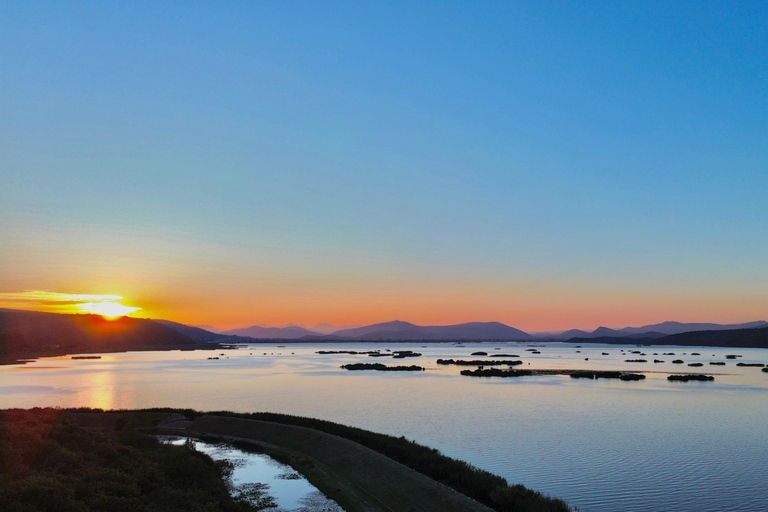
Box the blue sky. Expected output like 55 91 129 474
1 1 767 329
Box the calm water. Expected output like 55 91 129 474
160 436 342 512
2 341 767 512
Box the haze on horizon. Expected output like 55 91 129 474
1 2 767 332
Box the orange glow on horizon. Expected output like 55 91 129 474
75 301 142 319
0 290 142 320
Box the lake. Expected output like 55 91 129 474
2 341 767 512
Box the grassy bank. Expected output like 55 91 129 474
0 408 258 512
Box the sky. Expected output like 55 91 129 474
1 1 767 331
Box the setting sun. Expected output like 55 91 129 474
76 301 141 319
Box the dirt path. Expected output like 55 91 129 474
183 415 493 512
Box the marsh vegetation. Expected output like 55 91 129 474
437 359 524 366
667 374 715 382
340 363 424 371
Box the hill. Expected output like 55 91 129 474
222 324 321 339
660 326 768 348
155 319 243 343
0 309 214 364
566 326 768 349
324 320 532 341
550 320 768 340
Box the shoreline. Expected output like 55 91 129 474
7 407 571 512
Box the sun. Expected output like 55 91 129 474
77 301 141 319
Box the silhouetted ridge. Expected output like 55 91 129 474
0 309 212 364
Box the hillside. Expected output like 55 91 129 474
0 309 213 364
155 319 243 343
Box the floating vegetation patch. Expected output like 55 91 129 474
316 350 382 355
460 368 534 377
233 482 278 509
571 370 645 381
392 351 422 359
459 368 645 381
667 374 715 382
341 363 424 371
436 359 523 366
276 470 302 480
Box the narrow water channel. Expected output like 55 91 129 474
158 436 344 512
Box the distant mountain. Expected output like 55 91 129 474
620 320 768 336
0 309 212 364
194 324 227 334
309 323 359 335
658 326 768 348
591 326 624 337
549 320 768 340
329 320 418 338
567 326 768 349
623 331 667 339
553 329 590 339
325 320 532 341
155 319 241 342
222 324 322 339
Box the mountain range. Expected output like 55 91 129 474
550 320 768 340
222 324 321 339
3 308 768 365
308 320 532 341
208 319 768 341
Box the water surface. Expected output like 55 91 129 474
2 341 767 511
